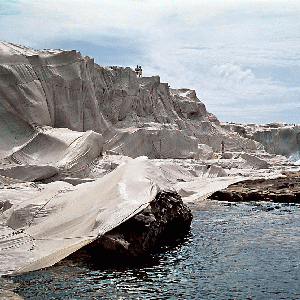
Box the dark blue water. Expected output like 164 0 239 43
7 200 300 299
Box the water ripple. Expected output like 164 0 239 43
7 200 300 299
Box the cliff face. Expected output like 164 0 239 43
221 122 300 158
1 41 298 277
0 42 109 133
0 41 262 163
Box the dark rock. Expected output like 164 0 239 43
84 192 192 266
209 171 300 203
0 200 13 212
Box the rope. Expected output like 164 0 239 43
26 187 71 229
0 186 71 251
0 234 32 251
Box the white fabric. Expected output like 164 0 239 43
0 157 171 275
0 155 245 276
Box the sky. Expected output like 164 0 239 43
1 0 300 124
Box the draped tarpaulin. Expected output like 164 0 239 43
0 41 246 277
0 157 175 275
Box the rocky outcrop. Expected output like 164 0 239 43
0 40 262 165
208 171 300 203
221 122 300 158
85 192 192 265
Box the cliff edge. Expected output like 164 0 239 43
0 41 262 165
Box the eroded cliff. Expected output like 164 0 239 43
221 122 300 159
0 41 262 166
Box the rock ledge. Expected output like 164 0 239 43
209 171 300 203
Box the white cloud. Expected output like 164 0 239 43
1 0 300 124
211 64 255 84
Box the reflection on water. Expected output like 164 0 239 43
7 201 300 299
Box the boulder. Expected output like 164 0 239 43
85 192 192 265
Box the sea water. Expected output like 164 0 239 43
6 200 300 299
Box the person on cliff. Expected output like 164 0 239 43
135 65 142 78
221 140 225 154
135 65 139 77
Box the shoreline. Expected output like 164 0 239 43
208 171 300 203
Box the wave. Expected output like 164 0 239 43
288 151 300 165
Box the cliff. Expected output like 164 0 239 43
1 41 297 276
221 122 300 159
0 41 262 168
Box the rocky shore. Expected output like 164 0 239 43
209 171 300 203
